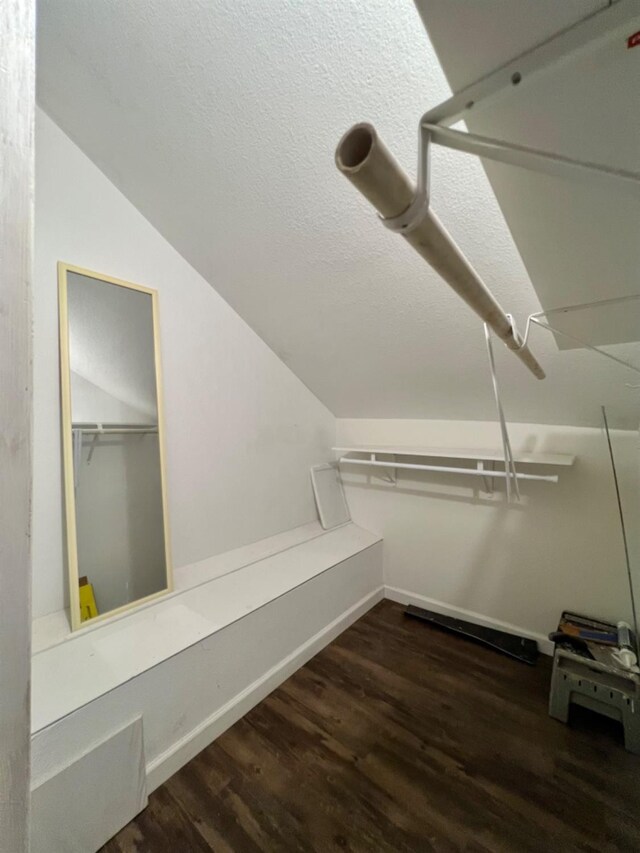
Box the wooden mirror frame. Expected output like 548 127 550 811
58 262 173 630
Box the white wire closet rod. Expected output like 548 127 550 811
71 423 159 488
338 456 558 484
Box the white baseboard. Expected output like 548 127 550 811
384 585 554 656
146 585 384 792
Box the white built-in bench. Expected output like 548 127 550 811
30 521 382 853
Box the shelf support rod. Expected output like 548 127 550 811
514 297 640 376
371 452 396 484
423 123 640 195
484 324 520 502
477 460 493 495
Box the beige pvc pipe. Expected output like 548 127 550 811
335 123 545 380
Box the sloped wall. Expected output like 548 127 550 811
33 108 335 619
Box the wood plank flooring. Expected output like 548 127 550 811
102 601 640 852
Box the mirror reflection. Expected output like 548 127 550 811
60 265 171 629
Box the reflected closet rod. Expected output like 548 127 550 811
71 424 158 489
72 423 158 435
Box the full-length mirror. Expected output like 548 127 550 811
59 263 172 629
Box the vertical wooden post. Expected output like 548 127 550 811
0 0 35 849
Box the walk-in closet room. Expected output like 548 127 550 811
2 1 640 850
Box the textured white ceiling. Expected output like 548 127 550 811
36 0 640 427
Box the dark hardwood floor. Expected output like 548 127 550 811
102 601 640 852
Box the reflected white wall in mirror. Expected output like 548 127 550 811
59 263 172 630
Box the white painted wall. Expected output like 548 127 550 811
33 107 335 620
337 419 639 647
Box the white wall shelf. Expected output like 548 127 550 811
333 445 575 487
334 445 575 466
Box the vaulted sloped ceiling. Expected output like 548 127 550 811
37 0 640 427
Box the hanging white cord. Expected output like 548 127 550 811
484 324 520 502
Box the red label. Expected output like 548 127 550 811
628 30 640 49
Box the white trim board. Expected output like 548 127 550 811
0 2 35 850
384 586 554 656
146 585 384 792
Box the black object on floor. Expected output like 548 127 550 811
404 604 539 665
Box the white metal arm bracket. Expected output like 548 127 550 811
517 296 640 377
422 123 640 197
380 123 432 234
484 324 520 503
